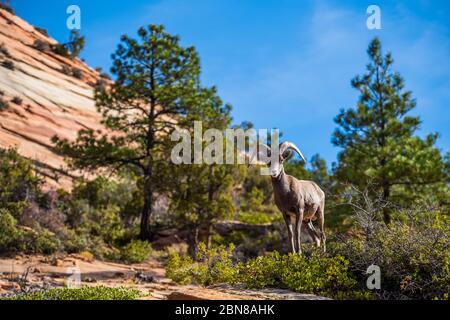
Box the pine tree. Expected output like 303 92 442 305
66 30 85 58
332 38 448 222
53 25 205 239
168 87 243 257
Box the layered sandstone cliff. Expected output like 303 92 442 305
0 8 107 189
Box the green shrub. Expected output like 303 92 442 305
278 253 362 298
331 209 450 299
236 251 282 288
4 286 141 300
238 211 277 224
119 240 151 264
166 243 237 286
166 243 370 299
0 208 22 252
52 44 69 57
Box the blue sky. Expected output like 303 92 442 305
12 0 450 167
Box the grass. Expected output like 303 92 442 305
3 286 142 300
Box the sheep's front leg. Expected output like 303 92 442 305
283 213 296 253
295 209 304 254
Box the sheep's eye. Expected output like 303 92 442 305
282 150 292 160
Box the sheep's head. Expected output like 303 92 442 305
248 141 306 177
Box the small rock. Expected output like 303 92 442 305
135 272 154 283
32 267 41 273
50 258 64 267
0 281 20 291
83 277 97 283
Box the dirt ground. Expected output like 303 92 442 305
0 254 328 300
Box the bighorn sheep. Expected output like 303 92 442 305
249 141 326 254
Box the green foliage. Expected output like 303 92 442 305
166 244 369 299
0 208 21 252
119 240 151 264
5 286 141 300
331 208 450 300
53 24 217 240
52 43 69 57
0 208 59 254
332 38 449 217
0 148 41 216
236 251 366 298
166 243 237 286
61 176 143 258
238 211 279 225
236 251 282 288
66 30 85 58
51 30 85 58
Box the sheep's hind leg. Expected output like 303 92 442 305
317 201 326 252
305 221 321 248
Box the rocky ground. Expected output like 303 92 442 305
0 254 328 300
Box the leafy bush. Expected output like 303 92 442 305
34 39 51 52
4 286 141 300
119 240 151 264
52 44 69 57
0 209 60 255
34 26 49 37
166 242 370 299
71 67 83 79
237 251 369 299
238 211 279 224
0 2 14 14
66 30 85 58
0 208 22 252
11 96 22 105
331 209 450 300
166 243 237 286
236 251 282 288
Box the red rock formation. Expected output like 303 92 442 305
0 8 108 190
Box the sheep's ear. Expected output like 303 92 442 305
282 149 292 160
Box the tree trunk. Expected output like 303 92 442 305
187 225 199 259
382 185 391 224
140 177 153 240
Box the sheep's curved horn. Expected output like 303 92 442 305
280 141 306 163
247 143 270 167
